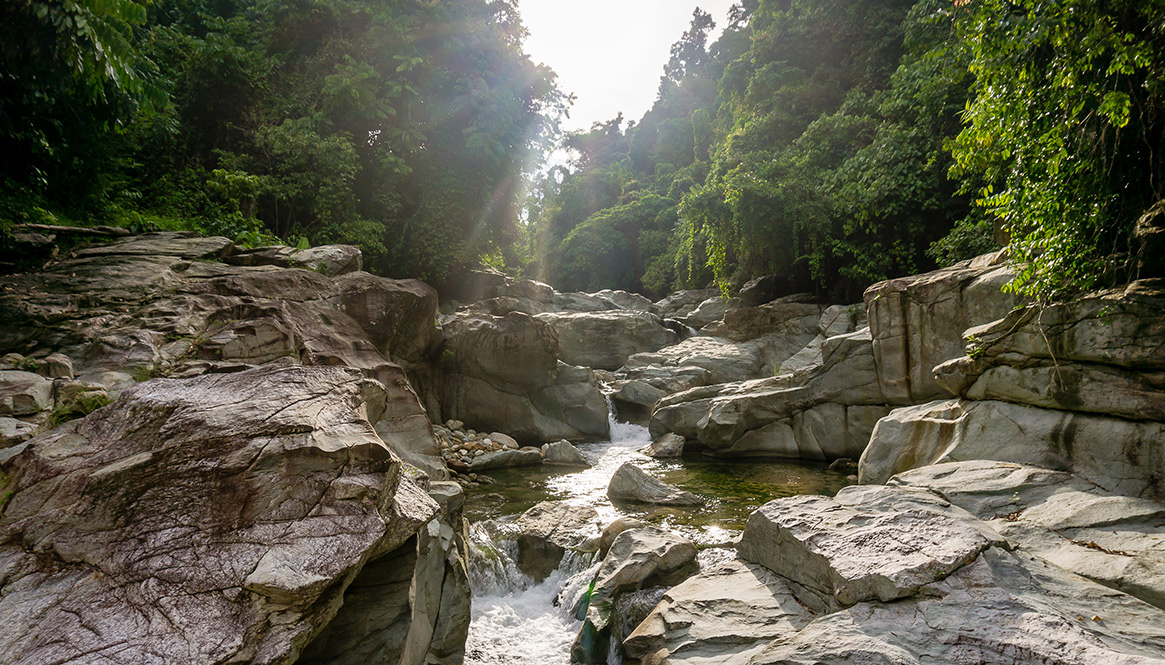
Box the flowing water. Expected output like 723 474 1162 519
462 413 851 665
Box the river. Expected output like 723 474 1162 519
461 415 851 665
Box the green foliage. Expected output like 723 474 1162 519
950 0 1165 300
47 391 113 428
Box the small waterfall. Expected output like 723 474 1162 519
605 395 651 446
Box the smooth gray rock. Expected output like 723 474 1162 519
860 399 1165 501
737 489 996 607
890 460 1165 610
654 289 719 320
607 463 701 506
0 371 52 417
535 310 679 371
864 249 1019 405
640 433 685 458
0 417 36 448
291 244 362 275
682 296 732 329
468 446 544 472
542 439 591 466
0 364 440 665
747 548 1165 665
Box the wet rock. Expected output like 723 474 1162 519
640 433 684 458
514 501 601 581
573 527 699 663
0 364 439 665
542 439 590 466
607 463 701 506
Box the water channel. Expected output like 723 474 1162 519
461 415 851 665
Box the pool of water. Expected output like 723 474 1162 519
461 419 853 665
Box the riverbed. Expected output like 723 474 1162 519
462 418 851 664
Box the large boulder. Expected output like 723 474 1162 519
438 313 609 444
654 289 719 320
623 558 813 665
0 370 53 417
860 399 1165 501
512 501 602 581
650 329 889 460
225 244 363 276
332 272 440 366
0 364 454 665
572 527 698 663
535 310 679 371
607 463 701 506
935 280 1165 421
889 461 1165 610
864 250 1020 405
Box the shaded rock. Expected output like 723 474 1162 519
468 447 544 472
623 557 814 665
439 313 609 444
573 527 699 663
513 501 601 581
864 249 1019 405
859 398 1165 500
607 463 701 506
737 274 779 307
737 487 997 608
640 433 684 458
73 231 233 260
38 352 74 379
0 364 440 665
542 439 591 466
332 272 439 365
535 310 679 371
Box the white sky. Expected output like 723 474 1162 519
520 0 740 132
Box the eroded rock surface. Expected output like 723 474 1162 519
0 364 439 665
607 463 701 506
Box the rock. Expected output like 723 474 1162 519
38 353 73 379
890 460 1165 610
681 296 732 329
1135 201 1165 277
747 548 1165 665
0 370 53 417
640 433 685 458
488 431 519 450
467 447 544 472
936 280 1165 421
737 274 779 307
715 301 824 343
599 517 649 557
535 310 679 371
859 398 1165 500
654 289 719 320
864 249 1020 405
0 417 36 448
542 439 591 466
513 501 601 581
0 364 447 665
439 313 609 443
650 329 888 460
592 289 654 312
572 527 699 663
827 457 857 473
332 272 439 365
607 463 701 506
737 487 998 608
72 231 234 260
623 558 813 665
291 244 362 275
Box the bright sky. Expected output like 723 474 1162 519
520 0 740 133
